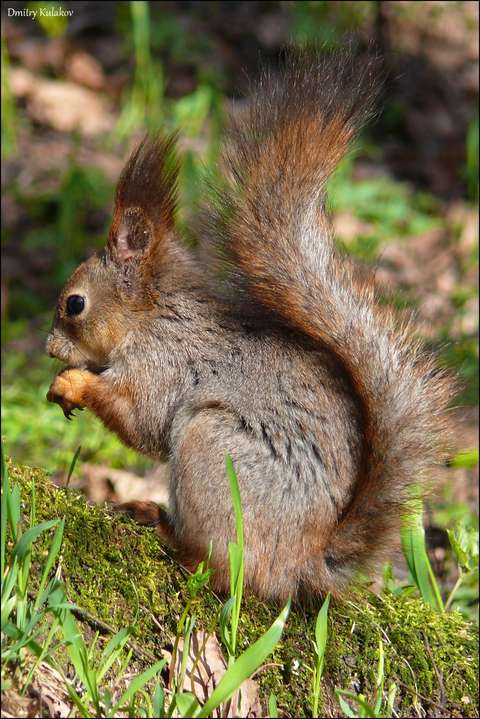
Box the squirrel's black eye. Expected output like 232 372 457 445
66 295 85 316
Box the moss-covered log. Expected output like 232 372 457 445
5 462 479 717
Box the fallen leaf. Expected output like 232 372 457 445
332 212 374 244
62 462 170 506
174 631 264 717
30 661 73 718
65 50 106 91
10 67 114 136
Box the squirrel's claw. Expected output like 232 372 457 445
47 376 86 420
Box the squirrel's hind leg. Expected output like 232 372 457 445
169 406 305 602
114 501 176 546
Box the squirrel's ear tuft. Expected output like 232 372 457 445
107 133 178 265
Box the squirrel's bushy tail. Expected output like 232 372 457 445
199 48 454 593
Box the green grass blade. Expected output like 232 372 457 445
386 682 397 716
30 479 36 527
152 681 165 718
97 626 133 683
218 596 234 654
100 626 132 661
7 483 21 544
51 591 96 703
66 445 82 487
111 659 166 715
374 640 384 715
16 513 58 631
225 454 244 555
224 453 245 658
47 601 80 612
336 690 376 718
1 555 18 604
426 558 444 611
175 692 201 718
1 36 17 159
466 112 479 202
268 692 278 718
12 520 61 562
2 629 44 663
198 598 291 718
1 621 23 640
110 646 134 700
312 593 330 715
1 567 17 605
1 590 18 628
314 593 330 665
228 542 243 597
23 615 61 692
178 615 196 692
1 442 7 483
86 630 100 664
1 444 8 582
401 507 444 611
336 691 358 718
450 448 479 469
63 677 92 718
34 519 65 611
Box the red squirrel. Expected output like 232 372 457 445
46 50 453 601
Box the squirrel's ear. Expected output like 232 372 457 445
107 133 178 265
114 207 154 263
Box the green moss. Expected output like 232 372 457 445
8 461 479 717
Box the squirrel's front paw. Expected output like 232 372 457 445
47 369 94 419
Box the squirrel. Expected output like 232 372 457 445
46 50 453 602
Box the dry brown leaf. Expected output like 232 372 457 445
30 661 73 718
10 67 114 136
8 37 67 74
447 202 480 257
332 211 374 244
64 462 170 506
9 66 36 98
174 631 264 717
65 50 106 91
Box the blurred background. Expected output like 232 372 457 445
1 1 478 617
